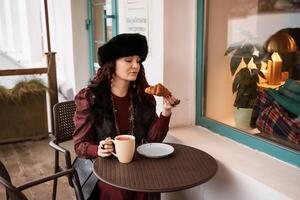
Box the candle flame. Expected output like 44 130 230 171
248 57 257 69
271 52 282 62
253 49 259 57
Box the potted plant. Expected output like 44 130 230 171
225 42 267 129
0 79 49 143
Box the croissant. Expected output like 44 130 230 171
145 83 172 97
145 83 180 106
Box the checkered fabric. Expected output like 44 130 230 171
251 92 300 144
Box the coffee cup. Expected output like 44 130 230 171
109 135 135 163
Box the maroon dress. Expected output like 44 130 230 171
73 88 171 200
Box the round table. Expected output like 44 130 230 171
93 143 217 194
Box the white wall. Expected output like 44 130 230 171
49 0 90 97
71 0 90 93
164 0 196 126
146 0 164 113
49 0 76 94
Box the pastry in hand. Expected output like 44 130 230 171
145 83 180 106
145 83 172 97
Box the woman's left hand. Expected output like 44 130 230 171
162 97 174 117
98 137 114 157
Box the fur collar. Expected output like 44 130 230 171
88 83 157 144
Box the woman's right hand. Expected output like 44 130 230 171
97 137 114 157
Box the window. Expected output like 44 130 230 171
196 0 300 166
0 0 48 88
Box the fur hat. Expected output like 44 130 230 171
97 33 148 66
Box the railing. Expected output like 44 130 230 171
0 67 48 76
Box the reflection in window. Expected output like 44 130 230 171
204 0 300 150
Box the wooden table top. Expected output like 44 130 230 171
93 143 217 193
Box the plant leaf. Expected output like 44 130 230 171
232 73 240 94
234 44 255 65
243 57 251 65
235 86 246 106
254 44 264 52
230 57 242 75
224 46 237 56
233 67 259 108
224 42 243 56
250 68 258 76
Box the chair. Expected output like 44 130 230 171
49 100 76 200
49 100 159 200
0 160 84 200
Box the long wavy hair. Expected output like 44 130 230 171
91 61 155 105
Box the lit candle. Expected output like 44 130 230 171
268 52 282 85
247 57 257 70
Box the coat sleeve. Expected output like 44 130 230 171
73 88 99 158
146 113 171 142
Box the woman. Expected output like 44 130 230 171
73 33 176 200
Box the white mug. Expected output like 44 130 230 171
109 135 135 163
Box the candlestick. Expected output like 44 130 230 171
268 52 282 85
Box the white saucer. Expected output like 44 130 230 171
137 143 174 158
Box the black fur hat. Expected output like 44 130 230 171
97 33 148 66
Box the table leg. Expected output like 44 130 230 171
148 192 161 200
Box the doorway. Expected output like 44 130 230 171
87 0 118 77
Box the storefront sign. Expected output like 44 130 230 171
124 0 148 37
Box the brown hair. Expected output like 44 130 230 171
91 61 155 105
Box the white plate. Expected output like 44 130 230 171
137 143 174 158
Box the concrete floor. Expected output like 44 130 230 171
0 136 77 200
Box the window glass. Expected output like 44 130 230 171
204 0 300 151
0 0 47 88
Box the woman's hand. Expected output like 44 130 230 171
97 137 114 157
162 97 174 117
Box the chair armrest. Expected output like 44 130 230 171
49 138 70 154
49 138 72 169
0 177 27 200
17 168 84 200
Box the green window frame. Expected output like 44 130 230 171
86 0 119 78
195 0 300 167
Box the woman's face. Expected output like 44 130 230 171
114 55 141 82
